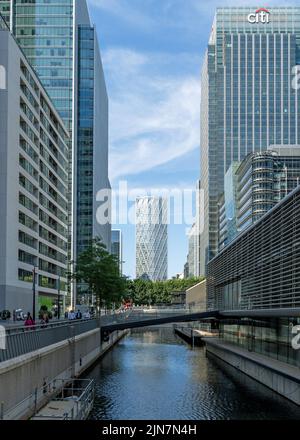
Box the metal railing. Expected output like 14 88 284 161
0 307 209 363
0 313 131 363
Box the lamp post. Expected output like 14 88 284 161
32 267 37 322
57 276 61 320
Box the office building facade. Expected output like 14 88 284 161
237 146 300 232
208 185 300 312
217 146 300 249
200 7 300 274
111 230 122 274
136 197 168 281
0 1 111 306
0 22 69 313
207 185 300 368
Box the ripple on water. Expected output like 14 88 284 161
85 330 300 420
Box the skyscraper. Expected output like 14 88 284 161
0 1 111 305
111 230 122 274
136 197 168 281
200 7 300 274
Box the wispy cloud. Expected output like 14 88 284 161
88 0 156 30
102 48 201 182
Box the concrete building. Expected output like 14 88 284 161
199 7 300 275
0 21 69 313
111 229 122 274
136 197 168 281
0 1 111 306
185 280 207 311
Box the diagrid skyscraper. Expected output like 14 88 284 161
136 197 168 281
0 1 111 305
199 7 300 275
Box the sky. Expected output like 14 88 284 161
87 0 298 279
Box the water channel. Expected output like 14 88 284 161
86 328 300 420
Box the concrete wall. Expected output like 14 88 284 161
205 338 300 405
0 328 127 420
186 280 207 310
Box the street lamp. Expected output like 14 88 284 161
32 266 38 322
57 275 61 320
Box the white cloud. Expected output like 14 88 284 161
103 48 201 182
88 0 155 30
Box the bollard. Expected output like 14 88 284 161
0 401 4 420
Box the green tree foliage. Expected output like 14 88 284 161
70 237 128 308
127 277 205 306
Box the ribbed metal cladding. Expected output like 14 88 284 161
207 186 300 311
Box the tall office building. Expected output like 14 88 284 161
187 223 197 277
111 230 122 274
236 146 300 232
0 1 111 306
200 7 300 274
0 20 69 313
136 197 168 281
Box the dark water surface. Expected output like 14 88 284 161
86 328 300 420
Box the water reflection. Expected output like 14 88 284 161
86 328 300 420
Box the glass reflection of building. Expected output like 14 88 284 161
218 162 239 251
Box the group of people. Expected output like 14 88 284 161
66 309 91 320
23 309 91 330
24 312 49 329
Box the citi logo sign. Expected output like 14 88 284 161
248 8 270 24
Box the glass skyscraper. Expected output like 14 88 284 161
136 197 168 281
111 230 122 274
0 0 111 306
200 7 300 274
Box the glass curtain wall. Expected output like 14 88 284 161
76 25 95 304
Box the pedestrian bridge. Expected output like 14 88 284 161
100 308 219 337
0 308 217 363
2 306 298 363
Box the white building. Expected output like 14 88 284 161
0 23 69 314
136 197 168 281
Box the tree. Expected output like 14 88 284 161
127 277 205 306
70 237 128 308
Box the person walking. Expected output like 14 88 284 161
25 313 35 330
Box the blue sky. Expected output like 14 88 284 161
87 0 298 278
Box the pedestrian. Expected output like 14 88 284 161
13 309 16 322
25 313 35 330
76 309 82 320
40 315 46 329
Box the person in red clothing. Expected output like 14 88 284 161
24 313 35 330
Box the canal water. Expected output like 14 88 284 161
86 328 300 420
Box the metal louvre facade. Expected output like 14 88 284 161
207 186 300 311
